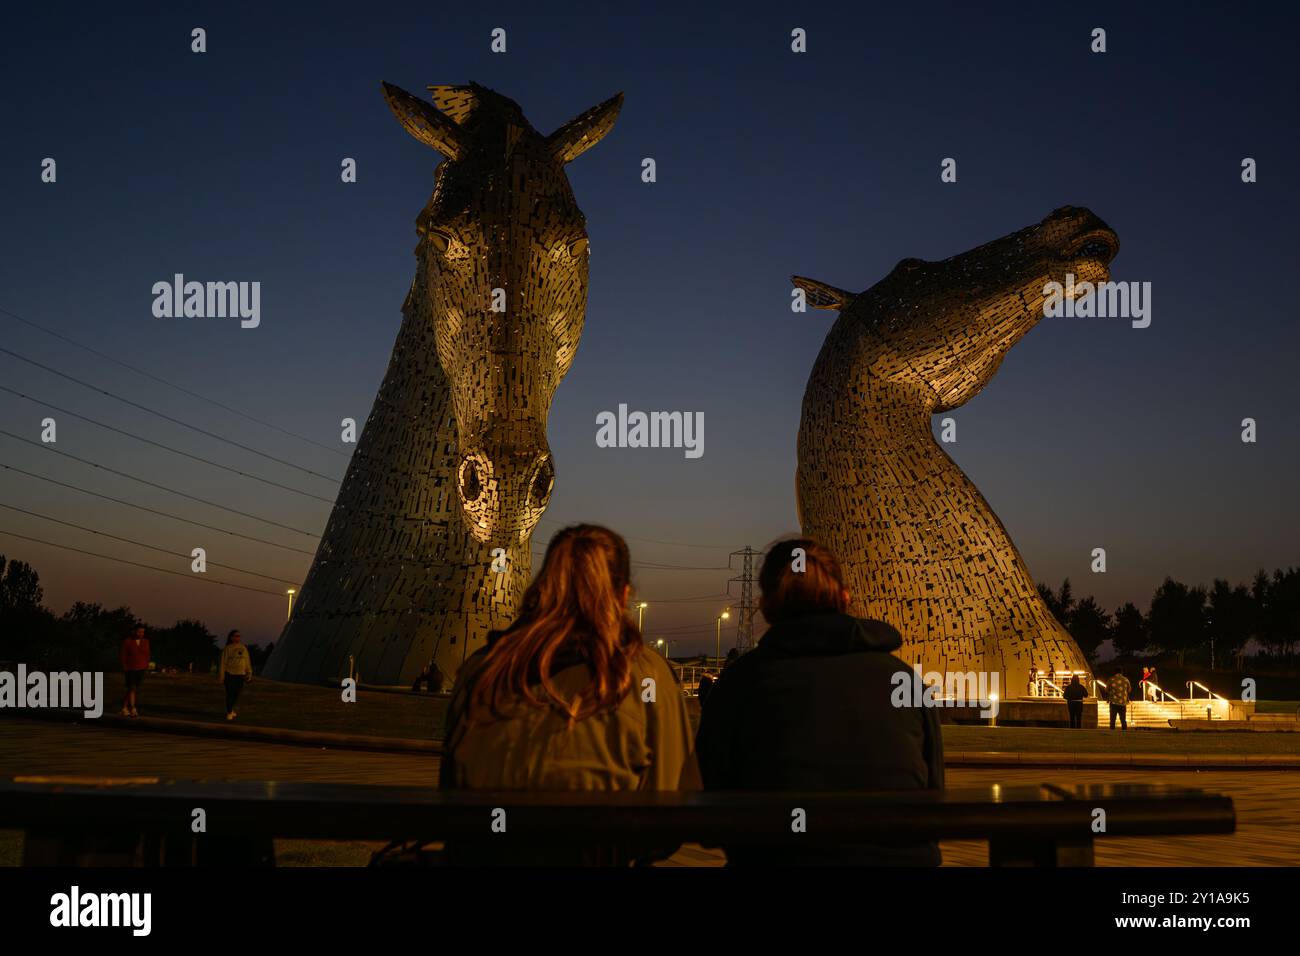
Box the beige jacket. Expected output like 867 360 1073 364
442 645 700 792
219 643 253 679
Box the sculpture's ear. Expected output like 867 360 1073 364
381 81 465 160
546 92 624 163
792 276 855 311
427 85 480 125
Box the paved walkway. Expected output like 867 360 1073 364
941 767 1300 866
3 719 1297 866
0 717 437 786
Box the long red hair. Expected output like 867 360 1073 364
466 524 642 724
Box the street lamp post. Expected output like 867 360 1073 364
716 608 731 671
286 588 296 621
637 602 648 632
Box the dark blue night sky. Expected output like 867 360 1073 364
2 3 1297 651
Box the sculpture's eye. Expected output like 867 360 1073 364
428 229 452 254
567 237 590 258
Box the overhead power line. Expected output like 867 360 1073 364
0 430 321 537
0 529 286 597
530 549 730 571
0 385 335 504
0 462 317 556
0 310 753 561
639 592 733 604
0 304 351 459
0 343 342 484
534 516 731 550
0 502 302 587
0 312 750 561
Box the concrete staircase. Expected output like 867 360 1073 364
1097 700 1227 728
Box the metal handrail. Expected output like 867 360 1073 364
1186 680 1226 702
1143 680 1179 703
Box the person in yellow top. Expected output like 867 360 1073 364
440 524 700 865
218 629 254 720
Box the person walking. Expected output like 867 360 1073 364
119 625 150 717
218 629 254 720
697 673 715 707
695 538 944 866
1108 666 1131 730
1063 674 1087 728
439 524 699 865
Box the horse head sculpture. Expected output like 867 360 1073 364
793 206 1119 695
382 81 622 544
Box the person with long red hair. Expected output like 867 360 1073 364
439 524 700 864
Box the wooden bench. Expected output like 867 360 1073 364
1 777 1234 866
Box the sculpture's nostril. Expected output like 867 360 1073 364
529 457 555 506
1075 237 1116 263
459 457 483 502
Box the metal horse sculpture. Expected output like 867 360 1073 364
264 82 622 685
793 206 1119 697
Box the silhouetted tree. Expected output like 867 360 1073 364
0 555 57 663
1148 578 1206 667
152 619 218 672
58 602 141 671
1207 579 1255 670
1111 602 1148 658
1037 578 1075 629
1067 596 1111 663
1258 568 1300 659
0 555 43 612
247 641 275 673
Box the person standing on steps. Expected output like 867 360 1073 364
1063 674 1087 729
1108 666 1131 730
218 629 254 720
119 624 150 717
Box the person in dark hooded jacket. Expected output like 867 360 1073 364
695 538 944 866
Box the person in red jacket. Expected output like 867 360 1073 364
119 625 150 717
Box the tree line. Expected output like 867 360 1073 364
4 551 1297 674
0 554 274 673
1038 567 1300 669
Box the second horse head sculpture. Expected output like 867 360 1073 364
793 206 1120 695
